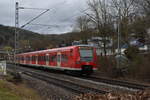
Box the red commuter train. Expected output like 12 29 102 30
16 45 98 75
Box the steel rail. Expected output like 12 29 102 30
83 76 150 90
22 70 109 94
7 64 150 91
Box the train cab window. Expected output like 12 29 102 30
79 47 94 62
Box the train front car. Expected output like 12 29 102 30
75 45 97 75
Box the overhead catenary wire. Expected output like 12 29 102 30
21 9 50 28
19 0 67 29
24 7 90 33
19 1 90 33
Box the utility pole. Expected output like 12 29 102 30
117 8 121 69
14 2 49 67
14 2 19 66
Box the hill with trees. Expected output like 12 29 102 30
0 24 96 52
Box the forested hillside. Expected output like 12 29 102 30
0 25 95 51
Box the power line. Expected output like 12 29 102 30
19 7 49 11
19 1 67 29
61 7 90 22
30 24 60 28
21 9 49 28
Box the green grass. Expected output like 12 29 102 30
0 80 21 100
0 79 41 100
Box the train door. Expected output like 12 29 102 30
30 55 33 64
35 55 38 65
46 54 49 66
57 52 61 67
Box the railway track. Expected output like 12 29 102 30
7 64 150 92
7 64 109 95
85 76 150 90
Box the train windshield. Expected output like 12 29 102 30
79 47 93 62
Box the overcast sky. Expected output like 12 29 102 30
0 0 88 34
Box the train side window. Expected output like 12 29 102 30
42 56 44 61
51 55 56 62
49 55 51 62
29 56 32 61
38 56 40 61
61 54 68 62
40 56 42 61
32 56 33 61
28 56 30 61
34 56 36 61
57 55 61 62
32 56 35 61
70 49 73 56
41 56 43 61
26 57 28 61
43 56 46 61
46 56 49 61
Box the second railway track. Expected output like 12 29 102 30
81 76 150 91
7 64 109 95
7 64 150 93
22 70 109 94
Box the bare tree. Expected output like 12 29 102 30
75 15 91 32
111 0 137 42
87 0 114 56
134 0 150 16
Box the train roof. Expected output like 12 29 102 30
17 45 93 56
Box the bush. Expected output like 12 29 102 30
124 46 150 81
98 56 117 77
124 46 139 60
97 50 150 82
7 72 22 84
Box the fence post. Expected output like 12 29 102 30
0 60 7 75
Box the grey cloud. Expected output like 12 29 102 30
0 0 88 34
